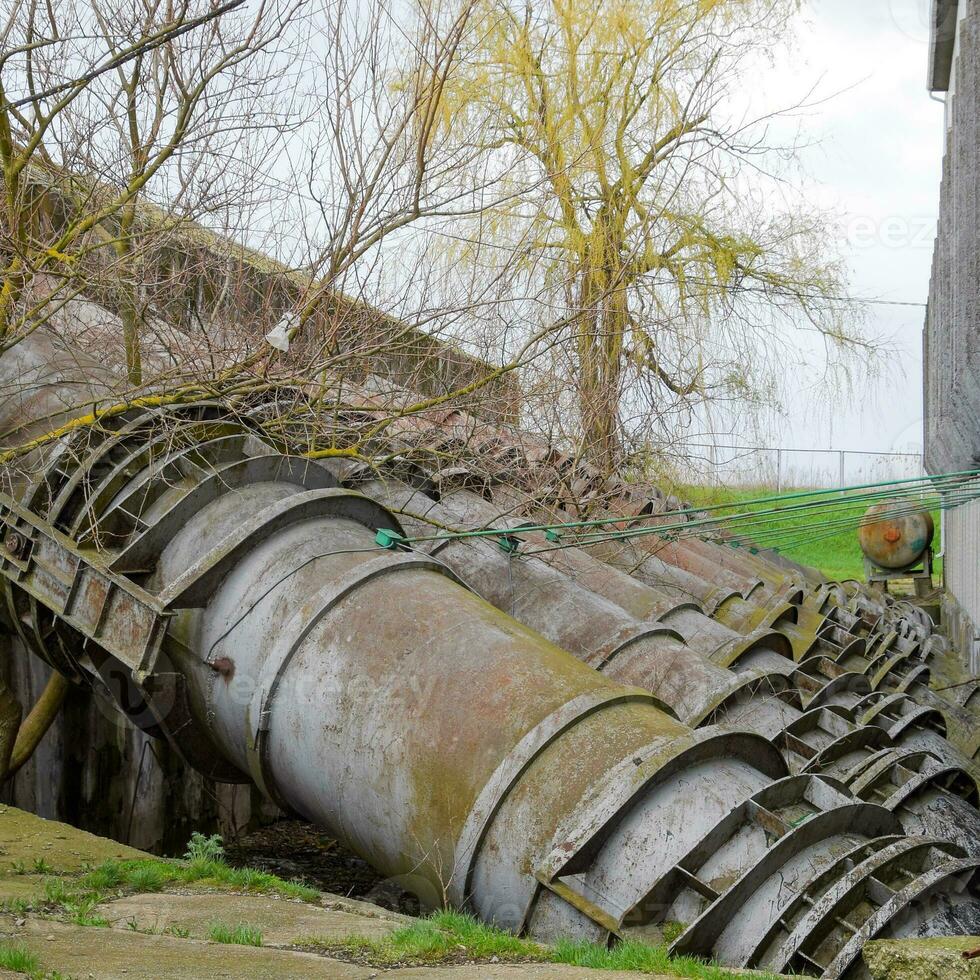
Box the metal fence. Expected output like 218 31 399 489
673 443 925 491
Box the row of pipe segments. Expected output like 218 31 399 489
1 329 979 979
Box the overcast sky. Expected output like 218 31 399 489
765 0 945 458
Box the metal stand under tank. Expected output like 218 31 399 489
864 547 934 597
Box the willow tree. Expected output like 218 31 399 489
439 0 871 477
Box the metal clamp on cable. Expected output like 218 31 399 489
497 533 522 554
375 528 409 551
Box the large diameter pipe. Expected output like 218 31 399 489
102 467 801 942
551 505 980 754
130 472 783 921
360 486 980 968
118 448 948 968
5 329 980 976
356 477 796 729
357 477 980 857
0 330 791 942
177 493 724 913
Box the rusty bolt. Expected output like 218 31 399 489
3 530 25 558
209 656 235 681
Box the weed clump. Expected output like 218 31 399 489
0 941 40 975
208 921 263 946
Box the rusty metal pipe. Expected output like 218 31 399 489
357 477 800 732
574 518 980 762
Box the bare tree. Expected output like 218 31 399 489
0 0 537 462
0 0 311 777
0 0 309 377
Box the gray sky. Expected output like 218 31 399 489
766 0 945 457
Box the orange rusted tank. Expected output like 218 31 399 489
858 500 935 569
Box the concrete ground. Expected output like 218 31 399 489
3 917 673 980
0 805 678 979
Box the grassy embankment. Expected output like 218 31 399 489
677 484 941 584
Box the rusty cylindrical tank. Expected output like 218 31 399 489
858 501 935 570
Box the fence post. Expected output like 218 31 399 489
776 449 782 494
839 451 845 494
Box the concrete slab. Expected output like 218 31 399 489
98 892 402 945
0 805 146 873
319 893 415 925
0 916 680 979
863 936 980 979
0 917 374 979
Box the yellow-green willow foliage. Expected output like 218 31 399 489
436 0 867 476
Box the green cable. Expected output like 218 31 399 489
675 488 979 549
700 494 976 557
569 479 975 549
389 468 980 546
373 468 980 552
708 486 980 546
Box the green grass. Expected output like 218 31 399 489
677 483 941 584
298 909 774 978
79 859 124 892
0 941 40 976
62 892 110 928
552 938 758 978
17 834 322 933
42 878 71 907
9 835 779 978
71 853 319 905
123 862 167 894
207 921 263 946
295 909 546 966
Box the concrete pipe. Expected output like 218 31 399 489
354 477 980 858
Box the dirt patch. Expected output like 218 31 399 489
225 819 419 914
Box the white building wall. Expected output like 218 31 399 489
943 491 980 673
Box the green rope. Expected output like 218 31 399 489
373 468 980 553
666 487 979 548
568 480 978 550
